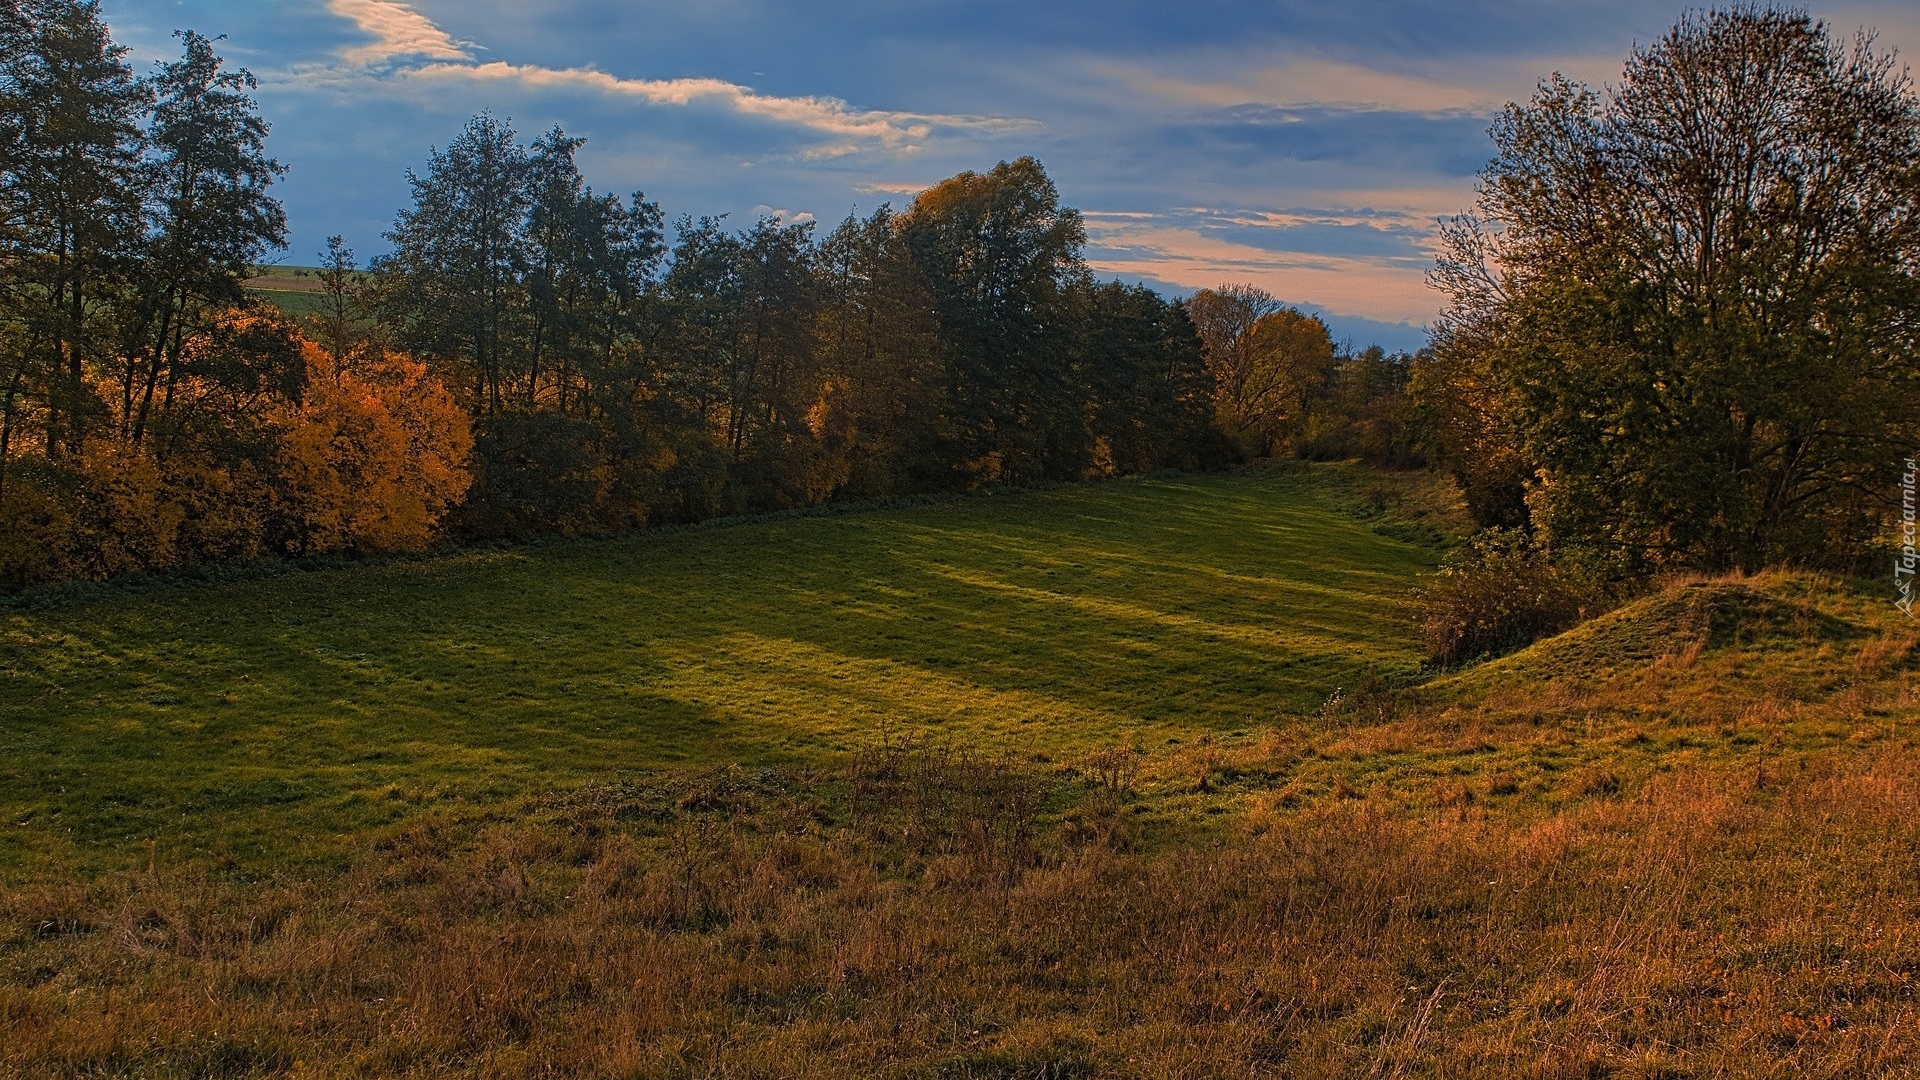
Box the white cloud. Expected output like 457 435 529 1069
406 61 1030 147
327 0 470 65
752 206 816 224
314 1 1032 150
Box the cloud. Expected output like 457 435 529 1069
405 61 1031 147
1084 217 1436 324
1084 49 1631 118
314 1 1032 150
327 0 471 65
852 181 931 195
752 206 816 224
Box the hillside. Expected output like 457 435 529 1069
0 464 1455 875
6 471 1918 1077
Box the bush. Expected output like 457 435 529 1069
279 345 473 554
1417 531 1602 666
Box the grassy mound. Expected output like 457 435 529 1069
1442 574 1872 687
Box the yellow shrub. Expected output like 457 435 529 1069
277 344 472 555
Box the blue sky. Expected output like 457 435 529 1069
105 1 1920 352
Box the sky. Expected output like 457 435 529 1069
103 1 1920 353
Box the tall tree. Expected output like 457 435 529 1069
1077 282 1216 474
1427 7 1920 571
0 0 147 459
812 205 942 496
727 215 817 497
377 112 529 415
125 29 287 451
900 157 1087 485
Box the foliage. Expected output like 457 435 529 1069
1297 345 1421 467
1186 285 1333 457
1416 529 1605 666
1188 286 1419 468
276 341 472 555
1423 7 1920 573
898 157 1090 485
365 132 1221 542
0 9 1244 588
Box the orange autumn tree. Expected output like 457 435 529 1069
277 341 472 555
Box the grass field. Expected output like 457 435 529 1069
244 264 346 319
0 465 1451 877
8 465 1920 1077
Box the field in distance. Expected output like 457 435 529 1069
243 263 349 318
0 464 1451 875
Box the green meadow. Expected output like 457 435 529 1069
0 466 1449 876
244 264 337 319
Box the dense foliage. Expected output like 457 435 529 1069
1187 284 1418 467
0 4 476 591
0 4 1229 590
362 125 1224 537
1420 7 1920 574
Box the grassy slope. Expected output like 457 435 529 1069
5 562 1918 1076
6 469 1920 1076
0 465 1451 876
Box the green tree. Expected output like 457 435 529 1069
900 157 1087 485
1187 285 1334 457
1076 282 1217 474
1298 345 1420 468
310 234 363 370
124 29 287 452
812 205 942 496
1428 7 1920 571
0 0 147 460
376 112 530 415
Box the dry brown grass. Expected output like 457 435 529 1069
4 739 1920 1078
7 571 1920 1077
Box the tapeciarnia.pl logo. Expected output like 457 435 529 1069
1899 457 1917 619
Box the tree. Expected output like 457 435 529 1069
1427 7 1920 572
812 205 943 496
900 157 1087 485
521 127 663 417
311 235 363 368
1076 282 1217 474
377 112 530 415
123 29 286 452
0 0 147 460
277 338 471 555
1187 285 1333 457
1299 345 1420 468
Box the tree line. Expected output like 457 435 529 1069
23 3 1880 613
9 1 1411 592
354 120 1232 540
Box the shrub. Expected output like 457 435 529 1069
1417 531 1601 666
277 344 472 554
